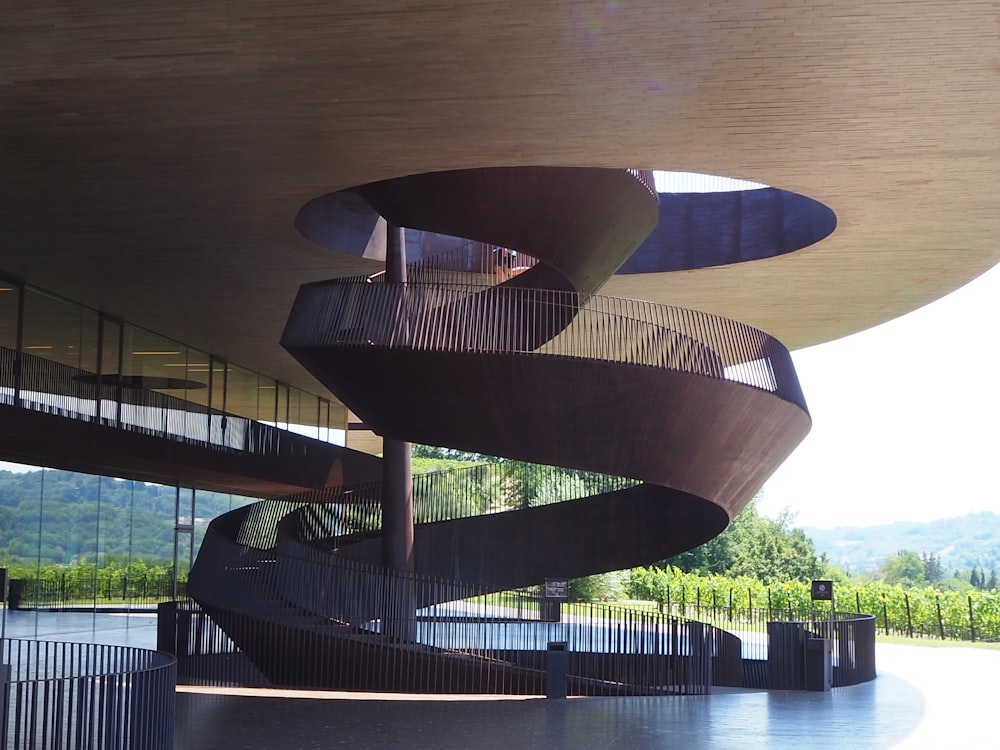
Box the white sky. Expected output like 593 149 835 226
758 262 1000 529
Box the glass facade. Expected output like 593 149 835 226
0 460 258 613
0 273 347 440
0 274 348 614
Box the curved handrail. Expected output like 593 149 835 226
283 280 807 412
276 461 639 533
2 638 176 749
626 168 657 197
403 240 541 284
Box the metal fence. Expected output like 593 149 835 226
635 599 876 688
854 589 997 642
163 592 738 697
157 602 268 689
637 578 1000 644
187 498 877 693
186 499 741 696
186 474 880 697
8 573 183 612
277 461 639 541
1 639 176 750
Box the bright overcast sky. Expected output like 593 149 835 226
758 262 1000 529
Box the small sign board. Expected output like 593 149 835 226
544 579 568 601
811 580 834 601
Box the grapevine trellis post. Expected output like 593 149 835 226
968 596 976 642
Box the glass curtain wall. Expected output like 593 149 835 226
19 286 100 418
0 460 256 626
0 277 347 640
1 278 347 444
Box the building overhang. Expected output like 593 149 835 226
1 1 997 402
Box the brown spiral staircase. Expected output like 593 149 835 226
188 166 812 694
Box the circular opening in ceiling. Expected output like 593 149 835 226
294 168 835 276
616 171 835 274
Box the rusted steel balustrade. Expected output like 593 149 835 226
283 281 806 412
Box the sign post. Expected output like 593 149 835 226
811 579 835 634
542 578 567 623
543 578 570 698
808 579 834 691
544 579 568 601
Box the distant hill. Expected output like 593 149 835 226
804 512 1000 574
0 469 253 566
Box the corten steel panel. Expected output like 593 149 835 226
283 347 810 518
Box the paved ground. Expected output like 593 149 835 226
172 642 999 749
8 610 998 749
3 607 158 647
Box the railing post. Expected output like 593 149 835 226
968 596 976 642
0 662 9 743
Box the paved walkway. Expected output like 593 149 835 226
173 644 999 749
3 607 158 647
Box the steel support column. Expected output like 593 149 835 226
381 224 414 573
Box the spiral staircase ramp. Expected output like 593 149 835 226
188 167 812 695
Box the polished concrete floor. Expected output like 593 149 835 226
3 607 159 647
8 611 997 749
172 642 999 749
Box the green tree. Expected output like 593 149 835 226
665 499 824 584
568 571 624 602
922 552 943 583
880 551 927 586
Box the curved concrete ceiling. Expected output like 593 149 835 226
1 1 997 398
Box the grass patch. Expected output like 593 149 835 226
874 634 1000 650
